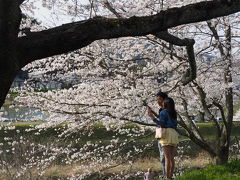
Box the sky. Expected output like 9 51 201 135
24 0 87 27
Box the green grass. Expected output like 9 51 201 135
0 122 239 163
0 122 239 156
1 122 240 145
8 91 20 98
175 159 240 180
233 103 240 115
9 122 44 126
177 122 240 139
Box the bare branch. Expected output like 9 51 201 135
192 81 222 137
103 1 122 18
154 31 196 85
207 21 225 56
177 115 216 157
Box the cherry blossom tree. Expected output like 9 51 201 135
174 17 239 164
0 0 240 107
1 1 240 179
15 13 240 166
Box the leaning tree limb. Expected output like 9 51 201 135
17 0 240 68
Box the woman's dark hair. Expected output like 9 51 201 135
156 91 168 99
163 97 177 119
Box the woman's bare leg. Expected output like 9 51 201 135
163 145 176 179
163 145 171 178
169 146 176 178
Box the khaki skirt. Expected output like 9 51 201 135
159 128 179 147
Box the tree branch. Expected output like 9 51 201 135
177 115 216 157
18 0 25 5
212 100 227 128
103 1 122 18
207 21 225 56
17 0 240 67
192 81 222 138
154 31 196 85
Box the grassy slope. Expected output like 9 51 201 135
175 159 240 180
0 123 239 179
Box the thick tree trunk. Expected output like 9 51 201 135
210 24 233 165
217 24 233 165
212 145 229 164
0 0 22 107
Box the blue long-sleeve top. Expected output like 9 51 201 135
152 109 177 129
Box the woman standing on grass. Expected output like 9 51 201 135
147 91 168 178
148 97 178 179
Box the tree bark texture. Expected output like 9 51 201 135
219 24 233 164
0 0 22 107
